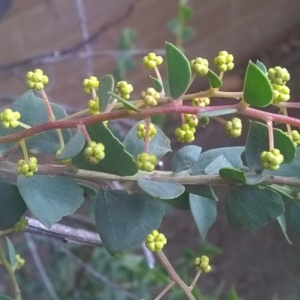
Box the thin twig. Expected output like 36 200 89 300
25 234 61 300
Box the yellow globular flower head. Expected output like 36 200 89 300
141 87 160 107
0 109 21 129
26 69 49 90
272 84 290 104
13 216 28 232
82 76 100 94
268 66 290 86
288 130 300 147
87 97 100 115
145 230 167 252
83 141 105 164
191 97 210 107
224 117 242 138
190 57 209 76
15 254 25 270
174 123 196 143
136 123 157 141
17 157 38 177
184 114 199 128
194 255 211 273
213 51 234 72
143 52 163 70
116 81 133 100
260 148 284 171
136 153 157 172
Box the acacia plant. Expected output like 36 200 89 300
1 42 300 300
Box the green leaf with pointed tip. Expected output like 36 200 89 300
0 182 27 230
225 198 243 229
286 200 300 237
205 155 233 175
277 213 292 244
185 185 218 201
137 178 184 199
167 18 180 36
191 147 245 175
99 75 114 112
198 108 237 118
227 186 284 232
73 122 137 176
219 167 246 182
109 92 140 112
190 193 217 240
17 175 84 229
256 60 267 73
243 61 273 107
0 296 14 300
123 121 171 161
0 90 71 155
56 130 85 160
179 4 193 21
164 192 190 210
94 189 164 255
182 26 196 42
5 237 16 267
171 145 202 173
149 76 163 93
245 121 296 171
166 42 191 99
206 69 223 88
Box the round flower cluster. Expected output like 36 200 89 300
224 117 242 138
83 141 105 164
174 123 196 143
268 66 290 86
272 84 290 104
194 255 211 273
26 69 49 90
15 254 25 270
289 130 300 146
0 109 20 128
145 230 167 252
141 87 160 107
136 123 157 140
136 152 157 172
190 57 209 76
87 97 100 115
17 157 38 177
143 53 163 70
260 148 284 171
184 114 199 127
55 149 72 164
191 97 210 107
13 217 28 232
116 81 133 100
213 51 234 72
82 76 99 94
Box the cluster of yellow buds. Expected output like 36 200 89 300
13 217 28 232
116 81 133 100
0 109 20 128
143 53 163 70
191 97 210 107
136 153 157 172
260 148 284 171
17 157 38 177
83 141 105 164
87 97 100 115
145 230 167 252
15 254 25 270
224 117 242 138
213 51 234 72
141 88 160 107
26 69 49 90
190 57 209 76
83 76 99 94
288 130 300 147
136 123 157 140
194 255 211 273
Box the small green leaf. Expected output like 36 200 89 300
137 179 184 199
190 193 217 240
99 75 114 112
227 186 284 232
167 18 181 36
182 26 196 42
166 42 191 99
198 108 237 118
56 130 86 160
225 198 243 229
73 122 137 176
17 175 84 229
191 147 245 175
206 69 223 88
171 145 202 173
94 189 164 255
245 121 296 170
164 192 190 210
243 61 273 107
219 168 246 182
0 182 27 230
286 200 300 237
205 155 233 175
108 92 140 112
268 185 295 201
255 60 267 73
276 213 292 244
123 121 171 161
179 4 193 21
185 185 218 201
5 237 16 267
149 76 163 93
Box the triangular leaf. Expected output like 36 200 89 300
94 189 164 255
204 155 233 175
243 61 273 107
276 213 292 244
109 92 140 112
219 168 246 182
206 69 223 88
17 175 84 228
149 76 163 93
5 237 16 267
99 75 114 112
166 42 191 99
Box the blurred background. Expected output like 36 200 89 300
1 0 300 299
